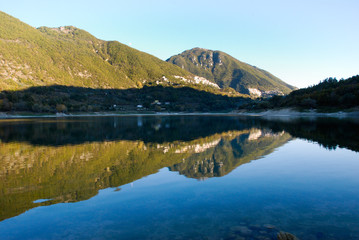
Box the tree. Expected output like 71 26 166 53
0 99 13 111
56 104 67 113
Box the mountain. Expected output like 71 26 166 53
167 48 296 96
0 11 222 93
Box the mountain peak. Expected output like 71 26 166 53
189 47 210 51
42 26 78 34
167 48 296 96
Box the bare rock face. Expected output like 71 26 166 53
277 231 299 240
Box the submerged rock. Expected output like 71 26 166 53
263 224 276 229
277 231 299 240
230 226 253 236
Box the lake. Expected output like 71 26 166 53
0 115 358 240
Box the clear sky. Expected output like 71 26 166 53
1 0 358 88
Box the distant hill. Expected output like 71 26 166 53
242 75 359 110
0 11 225 93
282 75 359 108
167 48 296 96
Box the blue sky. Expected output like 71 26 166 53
1 0 358 87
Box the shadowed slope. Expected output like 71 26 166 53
0 85 249 113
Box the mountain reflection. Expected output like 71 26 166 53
0 116 250 145
0 115 358 222
254 117 359 152
170 129 290 179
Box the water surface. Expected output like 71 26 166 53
0 116 358 239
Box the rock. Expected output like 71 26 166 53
277 231 299 240
263 224 276 229
257 236 272 240
230 226 252 236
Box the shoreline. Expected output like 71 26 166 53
0 108 359 119
236 108 359 119
0 112 240 119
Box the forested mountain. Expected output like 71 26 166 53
0 11 221 93
242 75 359 110
167 48 296 96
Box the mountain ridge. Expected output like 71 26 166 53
167 47 296 96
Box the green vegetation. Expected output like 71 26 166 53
167 48 296 95
0 85 249 113
0 11 299 113
241 75 359 111
0 11 255 113
0 11 229 94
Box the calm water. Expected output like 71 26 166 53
0 115 358 240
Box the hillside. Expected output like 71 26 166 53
0 11 224 93
0 85 248 112
281 75 359 109
242 75 359 110
167 48 296 96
